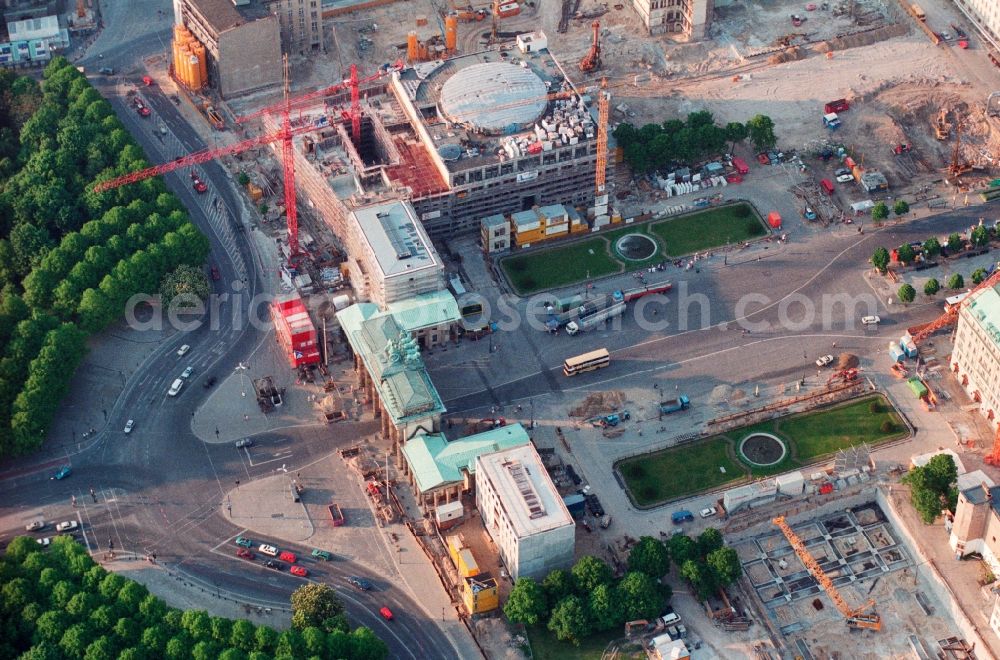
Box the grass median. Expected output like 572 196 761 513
617 394 906 507
649 202 767 256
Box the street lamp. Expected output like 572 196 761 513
234 362 249 397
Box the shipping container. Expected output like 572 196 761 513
820 179 834 195
731 156 749 175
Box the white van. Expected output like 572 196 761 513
168 379 184 397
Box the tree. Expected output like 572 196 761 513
349 626 388 660
237 172 250 187
696 528 724 557
871 247 890 274
616 571 664 621
627 536 670 578
229 620 256 653
724 122 747 152
896 243 915 265
947 233 964 254
971 224 990 247
924 278 940 296
667 533 697 567
503 578 548 626
902 453 958 523
922 237 941 259
541 569 575 603
947 273 964 290
871 201 889 222
290 583 344 632
159 264 210 307
893 199 910 216
680 559 717 600
588 583 621 632
972 268 988 285
706 547 742 587
572 555 613 593
898 283 916 304
547 596 590 645
746 114 777 151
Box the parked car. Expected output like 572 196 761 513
258 544 278 557
181 366 194 379
123 419 135 433
176 344 190 357
834 167 851 177
53 466 72 480
265 560 281 570
279 551 297 564
861 315 881 326
815 354 834 367
346 576 373 591
671 510 694 525
311 549 333 561
36 537 51 547
99 66 115 75
290 566 308 577
379 607 394 621
235 438 253 449
25 520 45 532
235 536 253 548
700 507 718 519
236 548 255 560
836 173 855 183
55 520 79 532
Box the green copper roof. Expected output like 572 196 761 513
401 424 531 493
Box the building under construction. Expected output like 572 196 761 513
274 44 611 240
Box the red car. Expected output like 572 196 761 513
142 76 154 86
133 99 151 117
210 265 220 281
379 607 393 621
236 548 255 560
190 173 208 193
290 565 308 577
279 551 297 563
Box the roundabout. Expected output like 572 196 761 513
739 432 787 466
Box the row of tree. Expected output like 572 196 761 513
870 199 909 221
504 529 742 645
612 111 778 175
871 225 995 275
0 58 211 458
1 536 387 660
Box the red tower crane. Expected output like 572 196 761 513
93 59 403 257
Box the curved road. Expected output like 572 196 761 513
0 20 460 659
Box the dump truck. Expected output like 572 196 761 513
823 113 841 130
328 503 345 527
824 99 850 114
659 395 690 414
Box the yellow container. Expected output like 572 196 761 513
456 548 479 578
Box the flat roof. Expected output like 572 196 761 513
187 0 244 32
336 303 445 424
350 200 440 280
965 283 1000 349
476 443 573 538
386 290 460 332
401 424 531 494
481 214 508 229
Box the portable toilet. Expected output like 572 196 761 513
888 342 905 362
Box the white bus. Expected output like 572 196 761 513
563 348 611 376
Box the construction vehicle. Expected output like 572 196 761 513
890 362 909 378
773 516 882 631
948 121 972 177
892 143 912 155
803 207 817 220
600 410 630 427
659 396 690 414
827 367 859 386
565 300 625 335
934 108 951 140
579 20 601 72
95 58 403 258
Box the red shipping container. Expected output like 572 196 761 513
820 179 834 195
767 211 782 229
731 156 749 175
824 99 849 113
843 156 856 169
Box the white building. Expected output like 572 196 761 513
630 0 712 38
954 0 1000 50
950 281 1000 430
344 200 445 308
475 443 574 580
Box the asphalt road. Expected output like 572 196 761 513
0 21 460 659
435 211 986 414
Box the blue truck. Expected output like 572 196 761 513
671 510 694 524
659 395 690 414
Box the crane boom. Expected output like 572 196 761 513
772 516 881 631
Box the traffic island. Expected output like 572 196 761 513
616 394 908 508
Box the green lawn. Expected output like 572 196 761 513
527 627 643 660
501 237 622 295
617 394 907 507
649 203 767 257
